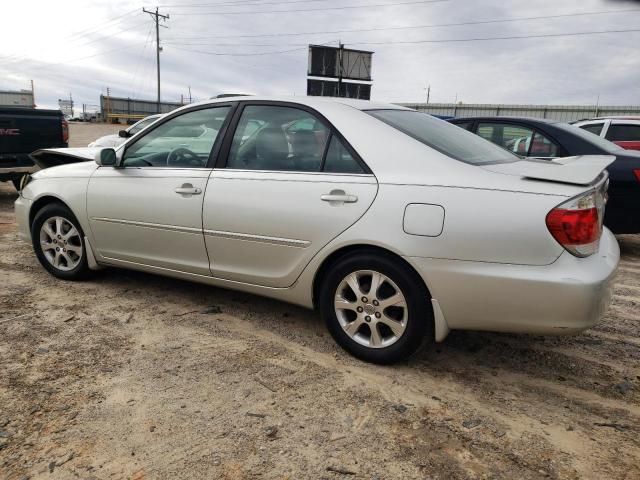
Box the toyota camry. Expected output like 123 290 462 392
15 97 619 363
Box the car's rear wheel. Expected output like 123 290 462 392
32 203 91 280
320 252 433 364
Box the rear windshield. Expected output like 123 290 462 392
366 109 518 165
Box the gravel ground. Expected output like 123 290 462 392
0 124 639 479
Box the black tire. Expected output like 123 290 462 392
31 203 91 280
319 251 434 364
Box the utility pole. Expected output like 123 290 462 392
425 84 431 104
69 92 74 117
30 79 35 107
188 86 192 104
143 7 169 113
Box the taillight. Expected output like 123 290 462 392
634 169 640 183
61 118 69 143
546 188 605 258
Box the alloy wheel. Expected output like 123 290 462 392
334 270 408 348
39 216 83 272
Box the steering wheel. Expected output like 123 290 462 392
167 147 203 167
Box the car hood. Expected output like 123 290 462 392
481 155 616 186
30 147 101 169
32 158 99 179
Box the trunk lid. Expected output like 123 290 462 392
481 155 615 186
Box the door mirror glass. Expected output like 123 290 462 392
95 148 117 167
118 130 130 138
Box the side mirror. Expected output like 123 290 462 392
95 148 117 167
118 130 130 138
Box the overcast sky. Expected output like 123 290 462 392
1 0 639 110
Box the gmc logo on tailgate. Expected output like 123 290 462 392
0 128 20 136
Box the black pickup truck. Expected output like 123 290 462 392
0 107 68 190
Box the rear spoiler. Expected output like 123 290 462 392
481 155 615 186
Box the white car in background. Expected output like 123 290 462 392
88 114 163 148
16 97 619 364
573 116 640 151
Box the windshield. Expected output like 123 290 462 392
366 109 518 165
554 122 626 154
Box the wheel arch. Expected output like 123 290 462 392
29 195 72 231
311 243 433 310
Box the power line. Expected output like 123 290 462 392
1 16 147 68
350 27 640 46
162 0 358 8
170 40 337 56
170 0 449 15
164 7 640 41
166 27 640 55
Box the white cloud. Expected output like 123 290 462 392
1 0 639 109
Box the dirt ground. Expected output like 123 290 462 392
0 124 639 479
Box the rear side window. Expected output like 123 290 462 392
477 122 535 155
451 121 473 131
579 123 604 136
366 110 517 165
606 124 640 141
323 135 364 173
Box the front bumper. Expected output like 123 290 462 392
406 229 619 336
14 194 33 243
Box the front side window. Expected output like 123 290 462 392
128 116 159 136
579 122 604 136
227 105 330 172
366 110 517 165
122 106 230 168
606 124 640 141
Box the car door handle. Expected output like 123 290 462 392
321 190 358 204
174 184 202 195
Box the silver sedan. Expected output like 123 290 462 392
15 96 619 363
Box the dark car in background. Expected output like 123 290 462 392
0 107 68 190
448 116 640 234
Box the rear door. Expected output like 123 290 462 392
202 102 378 288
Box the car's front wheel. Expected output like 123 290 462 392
320 252 433 364
32 203 91 280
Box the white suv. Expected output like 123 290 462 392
573 116 640 151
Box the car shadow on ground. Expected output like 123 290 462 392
90 255 637 410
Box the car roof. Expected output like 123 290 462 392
449 116 559 125
184 95 409 112
592 115 640 120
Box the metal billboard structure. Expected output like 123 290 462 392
307 44 373 100
100 94 183 123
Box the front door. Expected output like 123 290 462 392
87 105 232 275
202 103 378 287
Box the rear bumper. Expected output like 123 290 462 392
406 229 619 336
0 154 38 180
